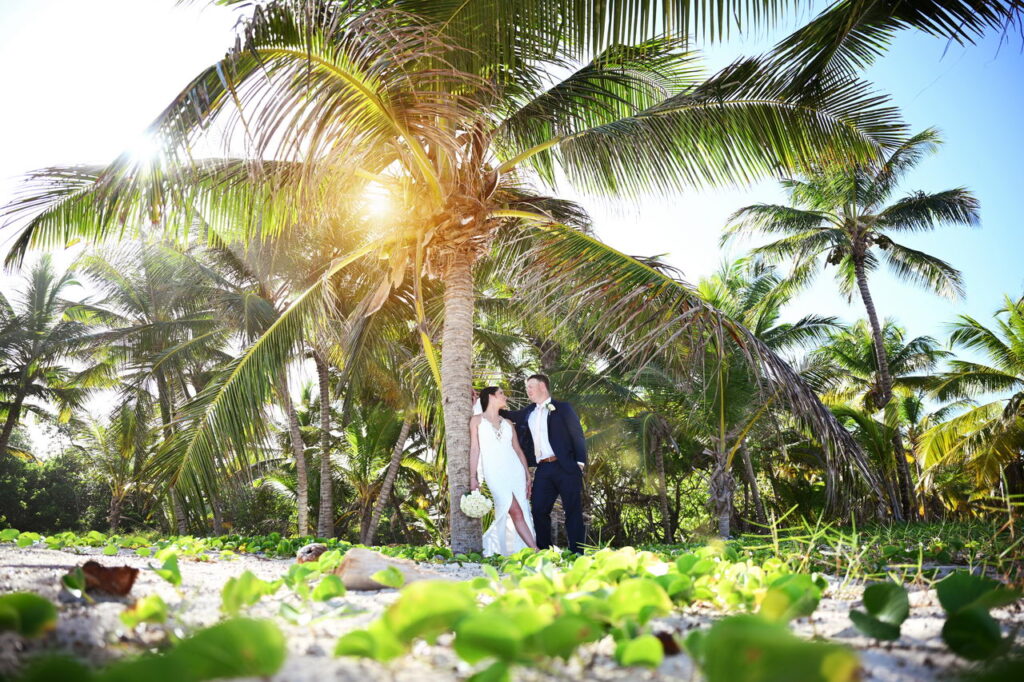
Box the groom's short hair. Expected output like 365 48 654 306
527 373 550 391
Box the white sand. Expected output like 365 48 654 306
1 545 1020 681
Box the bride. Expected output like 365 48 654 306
469 386 538 556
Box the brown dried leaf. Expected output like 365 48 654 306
81 560 139 596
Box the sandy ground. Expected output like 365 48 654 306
1 545 1021 681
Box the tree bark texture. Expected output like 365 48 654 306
314 351 334 538
740 445 767 525
441 252 482 553
364 415 414 545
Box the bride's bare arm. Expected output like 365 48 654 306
469 415 481 490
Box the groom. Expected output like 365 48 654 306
503 374 588 554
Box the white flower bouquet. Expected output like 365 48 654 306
460 490 493 519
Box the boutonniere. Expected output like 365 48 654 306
546 403 556 413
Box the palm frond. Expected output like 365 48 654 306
537 58 904 197
879 239 965 300
877 188 980 232
768 0 1023 92
507 219 886 508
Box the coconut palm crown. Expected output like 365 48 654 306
724 128 979 411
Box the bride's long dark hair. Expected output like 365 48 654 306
479 386 500 412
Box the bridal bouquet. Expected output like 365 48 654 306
460 490 493 518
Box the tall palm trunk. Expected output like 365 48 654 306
108 496 124 534
853 256 904 520
314 351 334 537
891 433 917 519
0 373 28 457
654 444 672 542
364 415 414 545
441 252 482 553
155 369 188 534
709 450 735 537
853 256 894 408
279 375 310 536
211 493 225 535
739 445 767 525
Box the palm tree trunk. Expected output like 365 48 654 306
853 257 894 408
108 496 124 534
441 251 482 553
892 433 917 519
0 379 28 458
853 257 904 520
314 351 334 538
739 445 767 525
709 449 735 537
364 415 414 546
155 369 189 534
279 376 309 536
211 493 225 535
654 445 672 542
170 489 188 535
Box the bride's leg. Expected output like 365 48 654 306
508 498 538 549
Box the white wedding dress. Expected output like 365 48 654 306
477 418 536 557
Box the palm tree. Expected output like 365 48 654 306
0 256 89 458
813 320 950 517
74 242 224 532
75 412 149 533
924 296 1024 494
694 258 839 533
726 129 977 411
4 2 904 550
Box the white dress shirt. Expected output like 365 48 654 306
529 399 555 460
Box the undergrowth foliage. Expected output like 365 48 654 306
2 522 1021 681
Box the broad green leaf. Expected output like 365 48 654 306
61 567 88 599
687 615 858 682
221 571 282 615
370 565 405 589
0 592 58 637
759 574 822 623
936 572 1018 614
16 532 41 547
120 595 169 628
607 578 672 624
334 630 379 658
334 620 405 661
849 610 900 640
849 582 909 640
315 549 344 572
283 563 315 589
312 575 347 601
534 615 603 660
467 660 510 682
942 608 1006 661
103 545 118 556
151 554 181 587
382 581 476 643
615 634 665 667
0 529 20 542
135 547 152 558
172 618 286 679
454 612 523 663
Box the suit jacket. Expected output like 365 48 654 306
502 400 587 474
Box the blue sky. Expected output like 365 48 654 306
1 0 1021 350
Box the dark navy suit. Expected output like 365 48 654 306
503 400 587 553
